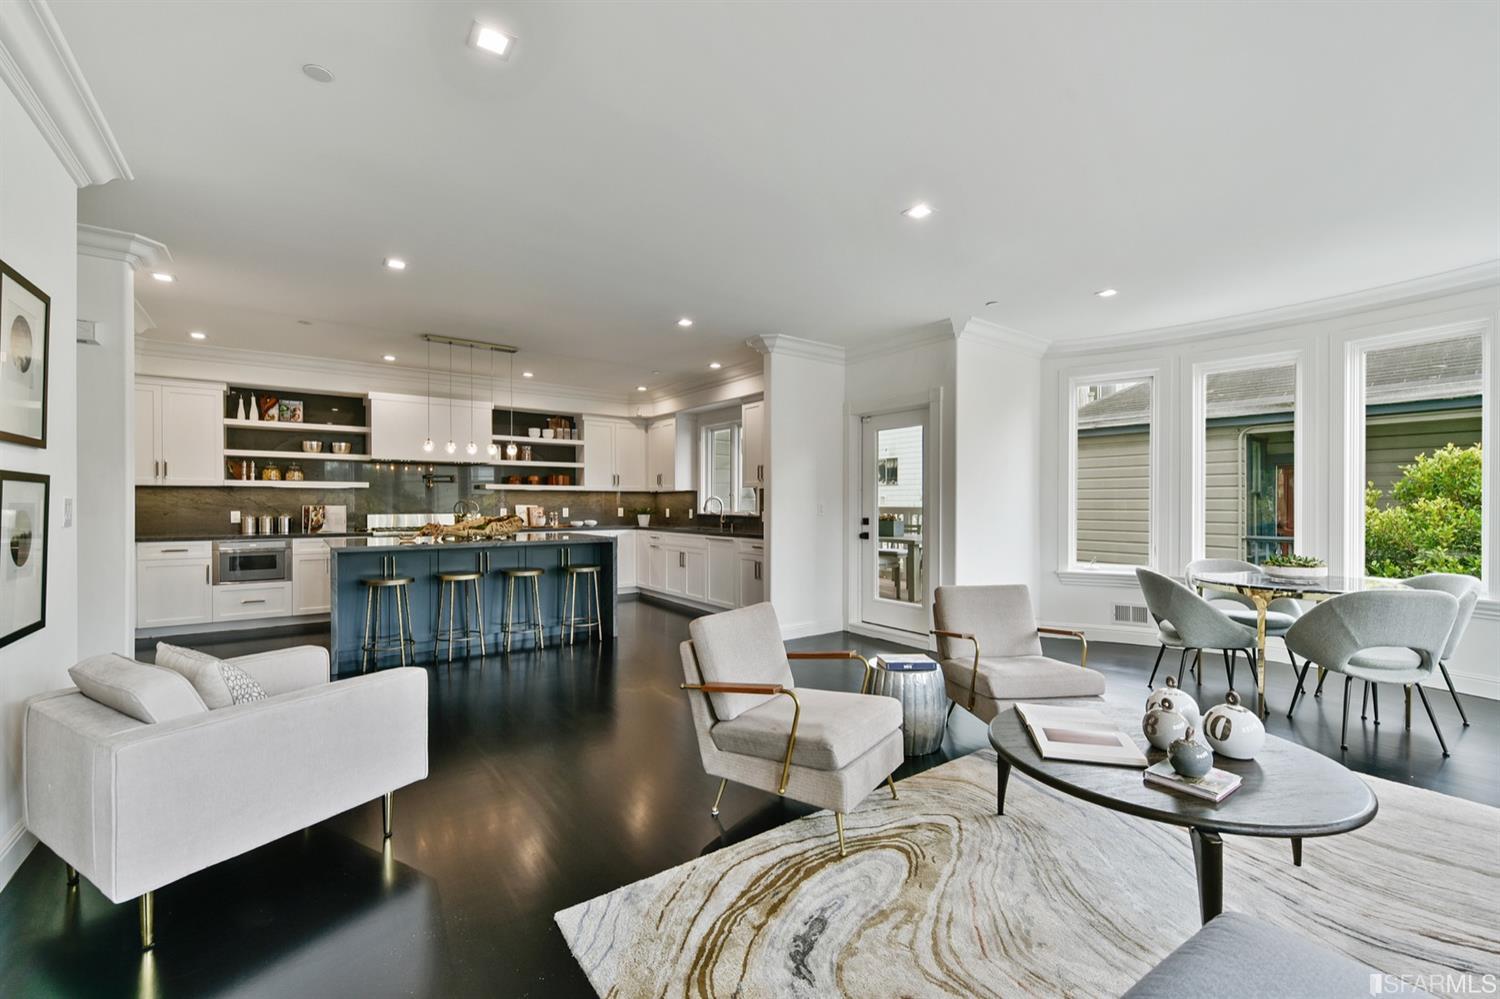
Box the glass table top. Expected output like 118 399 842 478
1194 570 1410 596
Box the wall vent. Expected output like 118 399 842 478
1112 603 1149 625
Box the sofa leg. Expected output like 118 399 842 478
834 813 847 858
139 891 155 951
709 778 727 818
886 774 899 801
382 792 394 839
65 864 78 888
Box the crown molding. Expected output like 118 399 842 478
953 316 1051 356
644 357 762 403
842 323 955 363
133 298 156 335
0 0 131 187
1047 260 1500 357
77 224 170 270
746 334 846 364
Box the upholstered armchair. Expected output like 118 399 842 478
1136 568 1259 690
1402 573 1482 727
679 603 903 856
930 585 1104 723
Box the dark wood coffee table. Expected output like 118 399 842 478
988 708 1378 924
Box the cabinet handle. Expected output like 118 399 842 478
205 565 210 583
161 547 189 553
163 460 169 479
241 598 267 605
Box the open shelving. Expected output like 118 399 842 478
225 480 370 490
223 419 370 433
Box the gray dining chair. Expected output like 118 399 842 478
1402 573 1481 727
1283 590 1459 756
1135 569 1258 691
1184 558 1307 631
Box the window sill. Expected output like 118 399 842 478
1055 568 1143 588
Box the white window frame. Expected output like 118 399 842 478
1064 368 1162 574
1342 318 1491 592
699 419 745 514
1189 351 1306 563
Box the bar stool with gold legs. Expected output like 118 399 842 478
360 576 415 671
562 564 603 644
433 569 486 664
500 567 545 652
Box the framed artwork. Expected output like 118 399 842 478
0 471 48 648
0 260 50 448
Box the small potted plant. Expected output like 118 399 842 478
634 506 653 528
1261 553 1328 581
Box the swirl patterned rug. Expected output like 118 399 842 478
555 750 1499 998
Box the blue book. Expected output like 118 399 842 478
877 654 938 672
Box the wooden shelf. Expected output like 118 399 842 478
224 419 369 434
492 434 584 446
224 449 367 462
489 460 585 469
477 483 590 492
221 480 370 490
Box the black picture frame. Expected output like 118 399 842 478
0 470 48 649
0 259 51 449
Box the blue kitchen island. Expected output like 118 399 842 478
326 532 617 674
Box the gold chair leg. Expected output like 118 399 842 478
139 891 155 950
361 584 374 673
533 576 544 649
447 581 457 664
886 774 899 800
65 864 78 887
396 586 409 667
709 778 727 817
591 572 602 642
834 813 847 857
474 580 486 657
504 576 514 653
382 791 393 839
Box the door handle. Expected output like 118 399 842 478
858 531 870 540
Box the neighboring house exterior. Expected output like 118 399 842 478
1075 338 1483 566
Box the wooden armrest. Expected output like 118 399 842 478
930 629 975 641
680 682 785 695
930 631 982 710
786 650 875 694
1037 627 1089 668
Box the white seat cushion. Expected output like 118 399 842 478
68 654 208 724
1348 646 1423 670
940 655 1106 701
1220 608 1298 634
710 688 902 771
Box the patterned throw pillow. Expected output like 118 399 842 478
155 643 269 708
218 661 269 705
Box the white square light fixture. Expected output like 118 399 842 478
469 21 515 58
384 257 407 271
151 272 175 283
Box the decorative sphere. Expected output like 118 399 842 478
1146 675 1200 728
1203 691 1265 760
1143 696 1190 752
1169 727 1215 778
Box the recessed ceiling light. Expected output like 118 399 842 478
302 63 335 84
636 385 648 392
521 371 534 378
188 331 207 340
677 317 694 328
1095 288 1118 298
151 272 174 283
468 21 515 58
382 354 396 362
708 361 722 370
902 202 934 220
384 257 407 271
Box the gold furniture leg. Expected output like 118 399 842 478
532 575 544 649
835 813 847 857
382 791 393 838
886 774 899 800
709 778 727 817
139 892 155 950
591 571 602 641
66 864 78 887
361 584 374 673
1248 589 1271 718
505 575 514 653
474 578 486 657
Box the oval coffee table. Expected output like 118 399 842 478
988 708 1377 924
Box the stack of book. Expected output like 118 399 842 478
1013 703 1148 767
875 653 937 672
1142 760 1242 803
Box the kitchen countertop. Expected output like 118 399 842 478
139 524 763 542
326 532 617 553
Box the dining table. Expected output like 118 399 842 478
1192 570 1409 718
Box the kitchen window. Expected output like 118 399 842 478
700 421 751 514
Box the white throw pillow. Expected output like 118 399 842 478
69 654 208 724
156 643 268 708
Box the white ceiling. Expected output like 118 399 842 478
58 1 1500 395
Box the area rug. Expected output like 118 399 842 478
555 750 1499 998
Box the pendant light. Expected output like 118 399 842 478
444 342 457 455
486 346 499 457
505 354 519 460
422 337 435 453
465 345 478 456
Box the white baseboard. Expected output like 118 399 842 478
0 821 36 893
844 621 931 650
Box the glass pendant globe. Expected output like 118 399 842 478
505 443 518 459
444 440 456 455
466 441 478 456
422 438 434 453
486 442 498 457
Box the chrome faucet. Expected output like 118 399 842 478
704 496 726 531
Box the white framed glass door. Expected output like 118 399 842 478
859 410 928 633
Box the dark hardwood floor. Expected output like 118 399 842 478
1 600 1493 997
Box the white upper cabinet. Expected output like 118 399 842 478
582 417 647 489
741 399 765 486
136 378 225 485
647 418 676 490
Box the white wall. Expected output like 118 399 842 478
761 338 846 638
1037 283 1500 699
76 250 135 657
0 82 80 888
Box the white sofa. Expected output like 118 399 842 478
23 646 427 949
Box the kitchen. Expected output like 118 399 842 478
134 335 767 667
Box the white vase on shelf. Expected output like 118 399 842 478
249 393 259 421
235 394 247 421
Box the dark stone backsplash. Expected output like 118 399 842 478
136 466 756 537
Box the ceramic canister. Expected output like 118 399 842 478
1202 690 1266 760
1142 696 1190 752
1169 727 1214 778
1145 675 1201 729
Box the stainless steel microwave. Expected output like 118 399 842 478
212 540 290 585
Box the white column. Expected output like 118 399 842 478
76 225 168 657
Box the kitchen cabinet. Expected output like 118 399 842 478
741 399 765 487
136 542 213 628
583 417 647 490
647 418 677 490
705 536 738 607
136 378 225 485
213 581 292 622
292 539 332 615
737 539 765 607
574 530 636 590
647 536 668 590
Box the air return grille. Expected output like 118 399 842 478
1113 604 1149 625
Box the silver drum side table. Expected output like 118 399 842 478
871 659 949 756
